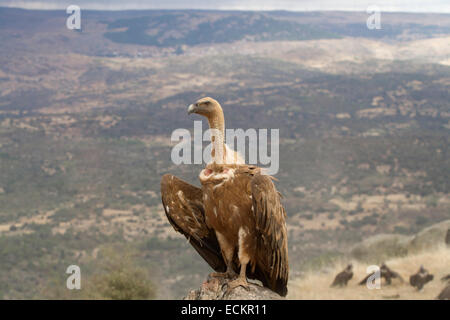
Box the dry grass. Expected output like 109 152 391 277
288 245 450 300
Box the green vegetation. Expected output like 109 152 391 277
86 247 155 300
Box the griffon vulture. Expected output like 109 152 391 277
331 264 353 288
437 284 450 300
409 266 434 290
438 274 450 299
441 274 450 282
161 97 289 296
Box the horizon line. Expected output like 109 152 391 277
1 5 449 14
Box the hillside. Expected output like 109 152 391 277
0 8 448 299
289 220 450 300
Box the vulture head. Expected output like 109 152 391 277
188 97 223 118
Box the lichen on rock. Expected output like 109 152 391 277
184 276 284 300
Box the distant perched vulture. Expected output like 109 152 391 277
161 97 289 296
437 284 450 300
359 263 404 286
409 266 434 290
445 229 450 246
331 264 353 287
441 274 450 282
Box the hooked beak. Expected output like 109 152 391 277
187 104 196 115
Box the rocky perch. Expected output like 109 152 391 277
184 276 284 300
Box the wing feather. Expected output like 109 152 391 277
251 174 289 296
161 174 226 272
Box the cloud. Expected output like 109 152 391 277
0 0 449 13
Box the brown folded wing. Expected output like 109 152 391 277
160 174 226 272
250 174 289 296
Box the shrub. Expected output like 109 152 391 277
88 246 155 300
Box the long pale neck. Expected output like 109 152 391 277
207 110 225 164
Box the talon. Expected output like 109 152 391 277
225 278 250 294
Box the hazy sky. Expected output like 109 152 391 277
1 0 449 13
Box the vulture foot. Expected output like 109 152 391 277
224 277 250 295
